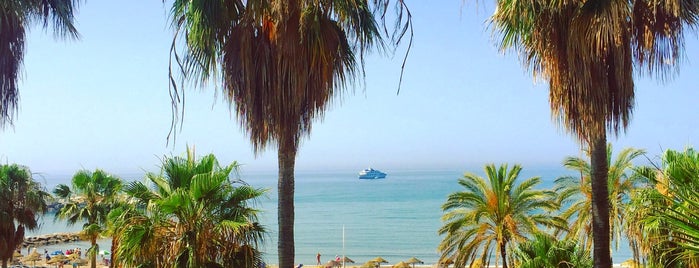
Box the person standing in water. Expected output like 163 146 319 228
316 252 321 265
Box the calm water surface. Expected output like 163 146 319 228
31 168 633 265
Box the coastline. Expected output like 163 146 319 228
22 232 82 248
29 170 635 267
17 234 638 268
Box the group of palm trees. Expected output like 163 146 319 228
0 149 267 268
4 144 699 268
3 0 699 268
439 145 699 268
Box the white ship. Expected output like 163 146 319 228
358 168 387 179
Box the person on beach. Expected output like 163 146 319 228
316 252 321 265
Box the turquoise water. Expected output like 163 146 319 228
31 168 633 265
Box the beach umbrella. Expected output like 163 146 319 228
405 257 423 264
360 261 378 268
392 261 411 268
22 249 42 268
405 257 423 268
48 254 70 267
340 256 355 264
325 260 342 268
370 257 389 264
98 250 110 256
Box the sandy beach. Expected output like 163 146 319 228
12 233 639 268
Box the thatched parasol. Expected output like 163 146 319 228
22 249 43 267
405 257 423 264
325 260 342 268
405 257 423 268
392 261 411 268
48 254 70 266
13 251 23 259
360 261 378 268
340 256 355 264
370 257 389 264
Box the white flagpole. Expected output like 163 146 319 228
343 225 346 268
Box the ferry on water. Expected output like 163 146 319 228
358 168 387 179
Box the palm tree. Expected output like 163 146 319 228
165 1 411 267
513 233 592 268
0 0 79 128
109 149 266 268
555 144 645 250
625 148 699 267
438 164 563 268
488 0 698 265
0 164 49 268
53 169 123 268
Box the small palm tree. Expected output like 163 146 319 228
54 169 123 268
110 148 267 268
555 144 645 250
626 148 699 267
438 164 563 268
0 0 79 128
514 233 592 268
0 164 49 268
658 186 699 262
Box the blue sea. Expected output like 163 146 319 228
30 168 633 265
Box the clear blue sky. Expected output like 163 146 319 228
0 1 697 176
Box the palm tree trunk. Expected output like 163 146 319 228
186 230 200 268
109 238 116 268
91 236 97 268
278 144 297 268
499 242 508 268
590 133 611 268
2 258 8 268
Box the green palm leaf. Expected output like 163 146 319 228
555 144 645 250
53 169 122 268
110 148 266 268
439 164 562 268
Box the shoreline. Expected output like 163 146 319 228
18 234 638 268
22 232 82 248
20 232 638 268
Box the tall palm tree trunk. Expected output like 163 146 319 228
278 144 297 268
186 230 200 268
590 133 611 268
499 242 508 268
2 258 8 268
109 238 116 268
90 236 97 268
